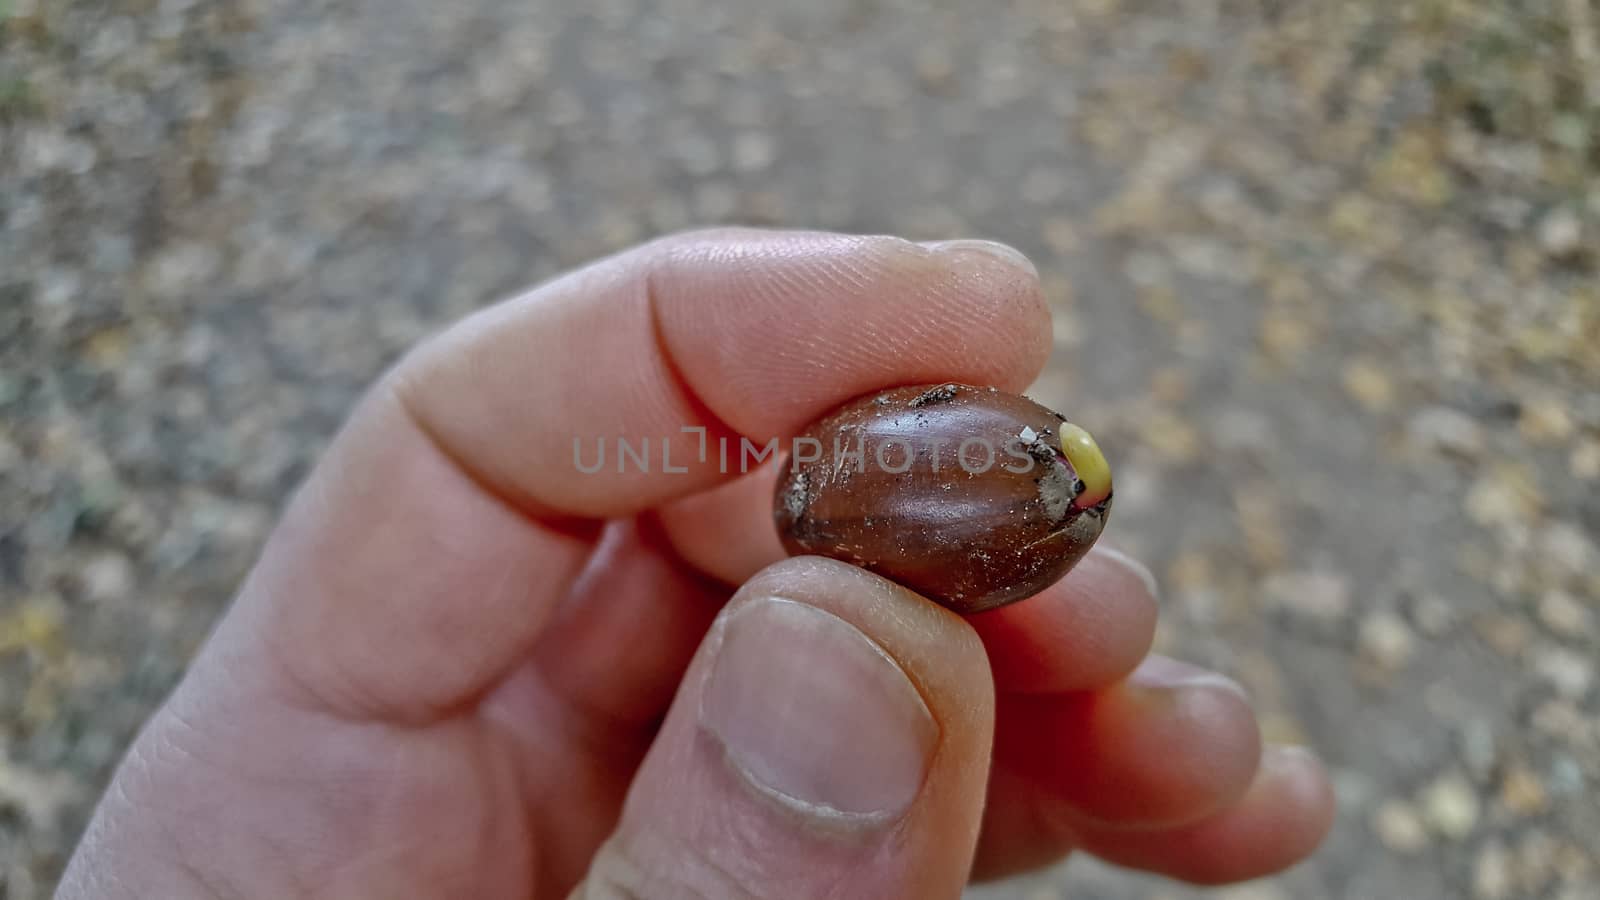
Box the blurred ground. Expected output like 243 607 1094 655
3 0 1598 897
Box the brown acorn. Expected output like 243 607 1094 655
773 383 1113 614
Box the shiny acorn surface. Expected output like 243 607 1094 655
774 383 1113 614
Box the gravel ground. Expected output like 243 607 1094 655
3 1 1598 897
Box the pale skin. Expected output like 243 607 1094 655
60 230 1335 899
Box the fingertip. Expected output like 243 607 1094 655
917 237 1050 379
970 546 1160 693
997 657 1262 830
1111 669 1263 826
581 556 995 898
655 229 1051 438
698 595 940 821
1259 744 1338 854
1090 544 1160 604
1076 743 1337 885
921 239 1040 279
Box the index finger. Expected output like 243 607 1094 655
237 228 1049 719
398 228 1049 518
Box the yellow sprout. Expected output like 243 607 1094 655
1059 423 1112 509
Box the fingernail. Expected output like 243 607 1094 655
1265 744 1323 778
924 239 1038 277
1128 655 1249 701
1261 745 1331 807
700 597 937 822
1093 545 1161 601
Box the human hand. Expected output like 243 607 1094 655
59 230 1334 899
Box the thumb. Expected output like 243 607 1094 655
576 557 995 900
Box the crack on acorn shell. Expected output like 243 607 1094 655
909 383 961 407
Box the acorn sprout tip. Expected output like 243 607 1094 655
1059 422 1111 509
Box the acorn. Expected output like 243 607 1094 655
773 383 1112 614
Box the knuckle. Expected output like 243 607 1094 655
580 833 772 900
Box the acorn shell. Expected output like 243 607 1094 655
773 383 1111 613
